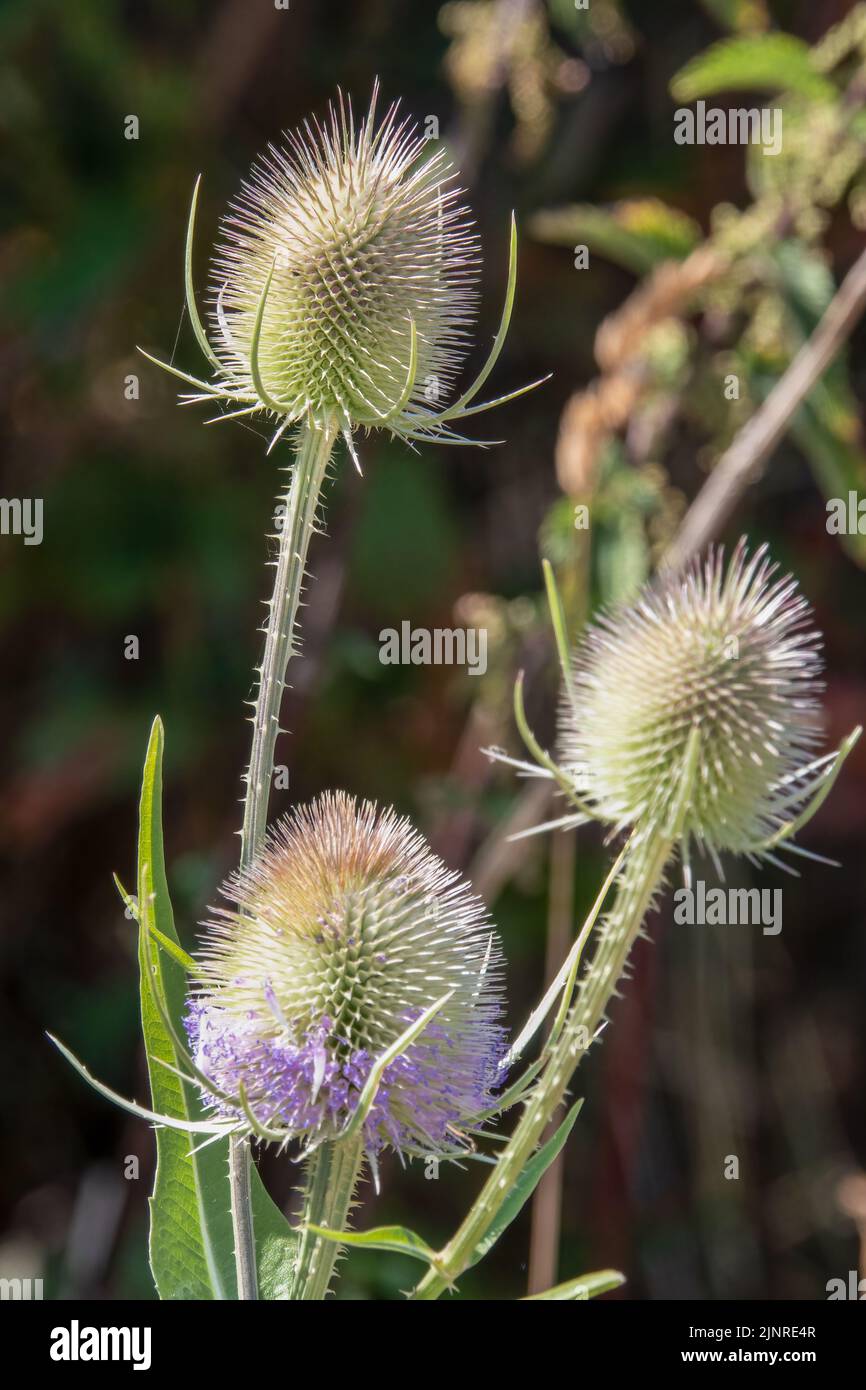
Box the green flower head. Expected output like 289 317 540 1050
186 792 506 1159
144 83 542 463
557 541 836 861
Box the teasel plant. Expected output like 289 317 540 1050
154 82 543 1300
51 84 565 1303
422 540 860 1304
48 83 860 1303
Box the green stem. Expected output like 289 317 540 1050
230 415 338 1301
240 416 338 869
293 1137 366 1300
228 1134 257 1300
410 826 673 1300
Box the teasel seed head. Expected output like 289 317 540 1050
186 792 506 1156
558 541 826 857
146 83 544 461
210 86 478 426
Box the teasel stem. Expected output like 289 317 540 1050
410 824 675 1299
230 414 339 1300
240 415 339 868
228 1134 257 1301
293 1136 366 1300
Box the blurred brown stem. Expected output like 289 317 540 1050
526 825 576 1294
663 244 866 572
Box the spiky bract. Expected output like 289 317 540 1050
558 541 824 856
187 792 505 1155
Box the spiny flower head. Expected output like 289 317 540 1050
186 792 505 1156
210 86 477 429
558 541 825 857
148 84 541 460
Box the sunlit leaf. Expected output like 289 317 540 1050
465 1100 584 1270
671 35 835 103
523 1268 625 1300
304 1222 439 1266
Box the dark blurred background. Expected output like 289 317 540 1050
2 0 865 1300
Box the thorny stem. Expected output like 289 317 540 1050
292 1137 366 1300
230 415 338 1301
410 826 674 1299
240 416 338 869
228 1134 257 1301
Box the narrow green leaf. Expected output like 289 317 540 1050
671 35 835 103
465 1100 583 1270
304 1222 439 1266
523 1268 625 1300
137 717 296 1299
115 870 199 974
542 558 574 702
251 1180 298 1301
